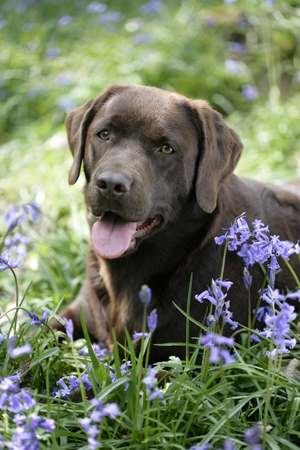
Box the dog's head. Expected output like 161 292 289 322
66 84 243 259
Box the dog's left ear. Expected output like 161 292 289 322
192 100 243 213
66 84 128 185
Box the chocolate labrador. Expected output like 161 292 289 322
51 84 300 362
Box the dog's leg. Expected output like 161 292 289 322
49 271 111 343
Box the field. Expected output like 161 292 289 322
1 0 300 449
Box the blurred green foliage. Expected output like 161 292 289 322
0 0 300 304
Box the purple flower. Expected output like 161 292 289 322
0 376 20 393
79 342 109 359
244 425 261 445
265 302 296 344
57 15 73 27
149 386 163 400
140 0 162 14
86 2 107 13
132 33 153 45
81 374 93 391
200 333 234 348
0 333 7 343
26 309 50 326
242 84 259 100
243 267 252 290
7 338 33 359
44 47 61 59
63 317 74 340
56 96 76 113
259 302 297 359
0 251 23 272
132 331 150 339
89 399 120 422
225 59 243 75
26 312 42 325
215 214 251 251
21 390 36 410
196 279 237 329
286 290 300 301
229 41 246 53
13 413 26 425
255 306 271 324
261 285 285 308
142 366 158 393
147 309 157 331
139 284 152 305
5 203 40 231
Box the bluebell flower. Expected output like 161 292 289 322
7 412 55 449
149 386 163 400
229 42 246 53
0 375 20 393
44 47 61 59
200 333 235 365
132 32 153 45
244 424 261 446
57 15 73 26
88 399 120 424
132 331 150 339
242 84 259 100
147 308 157 331
255 306 271 325
139 284 152 305
190 444 212 450
56 96 76 113
7 337 33 359
257 302 297 359
5 203 40 232
26 312 42 325
140 0 162 14
142 366 163 400
0 376 37 413
200 333 234 348
195 279 237 329
286 290 300 301
243 267 252 290
261 285 285 308
0 333 7 343
79 342 109 359
225 59 243 75
86 2 107 13
0 251 22 271
63 317 74 341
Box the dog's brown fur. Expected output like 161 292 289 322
51 84 300 362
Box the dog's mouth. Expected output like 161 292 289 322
91 211 161 259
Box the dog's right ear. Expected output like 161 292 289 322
66 84 127 185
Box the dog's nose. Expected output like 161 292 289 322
96 171 131 198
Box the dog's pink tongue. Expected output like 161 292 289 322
91 212 137 259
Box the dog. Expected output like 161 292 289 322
51 84 300 363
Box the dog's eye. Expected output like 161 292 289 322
98 130 110 140
161 144 174 155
